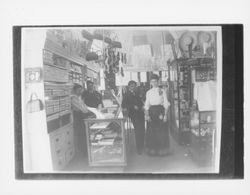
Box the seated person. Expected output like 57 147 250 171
82 80 103 110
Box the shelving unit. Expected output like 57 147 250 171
169 60 192 145
43 49 75 170
188 57 217 165
169 58 216 146
42 35 89 170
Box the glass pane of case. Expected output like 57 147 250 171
85 119 126 166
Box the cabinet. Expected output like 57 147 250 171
43 45 86 170
189 109 216 165
84 118 127 166
49 124 75 170
169 57 216 146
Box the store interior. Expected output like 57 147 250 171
22 27 219 173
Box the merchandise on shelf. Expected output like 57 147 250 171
44 65 69 83
189 106 216 165
178 63 191 136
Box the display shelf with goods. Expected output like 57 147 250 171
178 62 192 145
189 104 216 166
167 30 218 147
42 36 89 170
188 57 216 166
169 57 216 146
169 63 179 140
169 60 192 145
43 50 75 171
85 117 127 167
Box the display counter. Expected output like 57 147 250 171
84 116 128 167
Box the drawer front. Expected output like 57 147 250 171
50 145 66 171
49 124 74 171
64 129 74 148
50 132 64 150
54 154 66 170
65 147 75 164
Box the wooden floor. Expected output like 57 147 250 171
64 130 214 173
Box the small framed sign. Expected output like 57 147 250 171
25 67 42 83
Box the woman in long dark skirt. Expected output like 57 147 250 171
144 74 170 156
71 84 94 157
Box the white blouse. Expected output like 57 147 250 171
144 87 170 111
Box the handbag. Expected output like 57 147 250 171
27 93 44 113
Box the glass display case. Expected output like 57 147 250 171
189 108 216 165
84 118 127 166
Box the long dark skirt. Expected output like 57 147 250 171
73 111 95 157
145 105 170 156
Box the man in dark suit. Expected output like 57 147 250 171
82 80 103 109
122 80 145 155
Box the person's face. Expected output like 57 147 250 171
150 79 158 88
128 83 137 92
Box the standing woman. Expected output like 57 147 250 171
144 74 170 156
71 84 93 157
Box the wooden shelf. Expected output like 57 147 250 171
69 70 82 74
43 63 69 71
45 94 70 98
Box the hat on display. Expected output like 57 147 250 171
164 31 175 44
179 31 197 51
197 31 214 45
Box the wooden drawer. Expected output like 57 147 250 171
50 144 66 171
50 132 64 150
54 154 66 170
64 129 74 148
65 147 75 164
49 124 75 171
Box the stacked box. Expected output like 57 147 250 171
44 65 69 82
43 50 54 65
